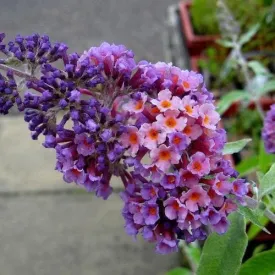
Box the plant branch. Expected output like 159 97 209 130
181 242 197 275
0 63 38 81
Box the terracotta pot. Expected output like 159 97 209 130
179 1 219 57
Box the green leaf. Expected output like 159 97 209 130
197 213 248 275
252 244 266 256
238 205 270 234
217 91 250 115
222 139 251 155
247 216 269 240
259 141 275 174
236 156 259 177
257 79 275 97
166 267 191 275
216 39 234 48
239 251 275 275
248 61 270 76
259 163 275 198
239 23 260 45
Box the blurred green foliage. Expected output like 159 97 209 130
190 0 275 51
224 108 263 152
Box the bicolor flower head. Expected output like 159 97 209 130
0 34 250 255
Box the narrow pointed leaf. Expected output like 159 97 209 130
238 205 270 234
197 213 248 275
222 139 251 155
239 23 260 45
247 216 269 240
248 61 270 76
257 79 275 97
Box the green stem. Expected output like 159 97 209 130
0 63 37 81
245 196 275 224
181 242 197 275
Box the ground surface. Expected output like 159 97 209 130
0 0 180 274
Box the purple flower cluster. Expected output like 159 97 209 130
118 62 248 253
0 33 67 65
0 69 23 114
262 104 275 154
0 33 250 254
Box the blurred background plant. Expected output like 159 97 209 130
194 0 275 90
166 0 275 274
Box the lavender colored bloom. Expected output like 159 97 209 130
74 133 94 156
156 238 178 254
262 104 275 154
63 167 86 184
69 90 81 102
212 216 229 234
200 207 222 225
86 119 99 132
168 132 190 151
164 197 187 220
100 129 112 142
43 135 56 148
142 226 155 241
140 184 158 201
232 179 248 199
160 173 180 189
142 203 160 225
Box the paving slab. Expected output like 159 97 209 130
0 193 179 275
0 0 178 63
0 116 123 192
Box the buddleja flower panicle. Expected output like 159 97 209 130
0 33 249 254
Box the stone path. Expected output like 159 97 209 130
0 193 178 275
